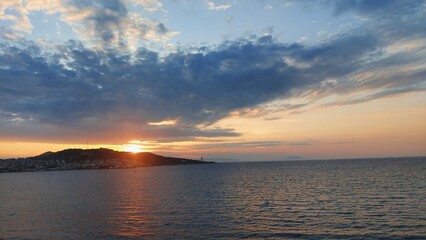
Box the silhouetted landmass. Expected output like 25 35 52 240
0 148 212 173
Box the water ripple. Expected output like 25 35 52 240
0 157 425 239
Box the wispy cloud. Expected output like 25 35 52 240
130 0 163 12
207 1 234 11
148 119 178 126
192 140 315 150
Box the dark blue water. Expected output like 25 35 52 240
1 157 425 239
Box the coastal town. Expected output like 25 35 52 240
0 148 211 173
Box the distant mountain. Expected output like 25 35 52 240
0 148 212 173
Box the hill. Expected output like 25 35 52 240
0 148 212 173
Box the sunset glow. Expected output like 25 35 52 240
1 2 425 239
122 144 144 153
0 0 425 160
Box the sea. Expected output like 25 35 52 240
0 157 425 239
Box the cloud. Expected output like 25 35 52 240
325 85 426 106
203 141 285 149
329 0 422 16
148 119 178 126
130 0 162 12
0 0 425 144
207 1 233 11
191 140 314 150
0 0 175 49
59 0 176 48
0 0 32 34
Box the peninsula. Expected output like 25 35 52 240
0 148 212 173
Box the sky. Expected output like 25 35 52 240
0 0 425 161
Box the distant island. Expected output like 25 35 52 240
0 148 212 173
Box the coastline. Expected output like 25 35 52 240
0 148 213 173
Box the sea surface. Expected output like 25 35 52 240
0 157 425 239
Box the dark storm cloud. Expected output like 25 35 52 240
0 0 425 143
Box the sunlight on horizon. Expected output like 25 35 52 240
121 143 145 153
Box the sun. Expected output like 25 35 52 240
122 144 144 153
